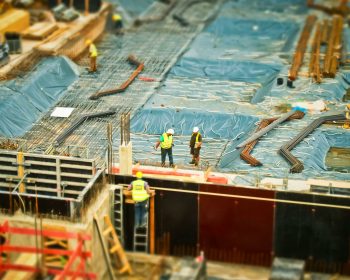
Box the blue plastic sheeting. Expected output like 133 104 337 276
114 0 154 17
170 57 282 84
203 17 300 53
144 76 260 115
225 0 308 14
131 108 259 139
0 56 79 137
343 28 350 54
219 122 350 183
256 70 350 104
301 129 350 172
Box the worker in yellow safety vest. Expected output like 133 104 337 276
155 128 175 167
85 39 98 72
112 13 123 34
128 171 152 228
189 127 202 166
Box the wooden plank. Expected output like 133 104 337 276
22 22 58 40
60 172 92 179
0 9 30 34
2 253 37 280
0 156 17 163
0 166 18 171
26 169 57 176
24 160 56 167
60 164 93 171
93 215 116 280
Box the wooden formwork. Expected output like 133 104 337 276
0 150 106 221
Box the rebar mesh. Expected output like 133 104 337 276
15 0 221 167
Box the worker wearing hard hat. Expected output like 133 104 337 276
189 127 202 166
155 128 175 167
85 39 98 72
112 13 123 34
128 171 152 228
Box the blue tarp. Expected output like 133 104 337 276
224 0 308 14
0 56 79 137
170 57 282 84
203 17 300 53
114 0 155 17
131 108 259 139
128 0 350 182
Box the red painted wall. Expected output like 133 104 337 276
199 184 275 266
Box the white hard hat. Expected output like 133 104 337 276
193 127 199 133
167 128 174 135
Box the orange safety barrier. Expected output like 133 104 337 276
111 166 228 184
0 221 96 279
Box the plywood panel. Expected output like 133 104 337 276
0 9 30 35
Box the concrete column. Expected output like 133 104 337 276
119 142 132 175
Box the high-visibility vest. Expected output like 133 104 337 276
160 133 173 149
192 132 201 143
113 14 122 21
89 44 98 58
131 179 149 202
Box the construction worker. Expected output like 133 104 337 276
155 128 175 167
85 39 98 72
112 13 123 34
189 127 202 166
128 171 152 228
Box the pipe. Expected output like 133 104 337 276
90 55 144 100
237 110 304 148
55 110 116 146
278 111 347 173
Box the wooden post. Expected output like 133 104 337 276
149 193 155 254
17 152 25 193
85 0 89 16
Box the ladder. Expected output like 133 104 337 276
111 185 124 246
133 203 149 253
103 215 132 275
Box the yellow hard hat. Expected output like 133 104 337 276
136 171 143 179
85 39 92 45
113 14 122 21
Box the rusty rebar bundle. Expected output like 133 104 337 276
289 15 317 81
309 23 322 83
323 15 343 78
307 0 350 17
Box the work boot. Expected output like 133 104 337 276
170 164 175 168
189 160 195 164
